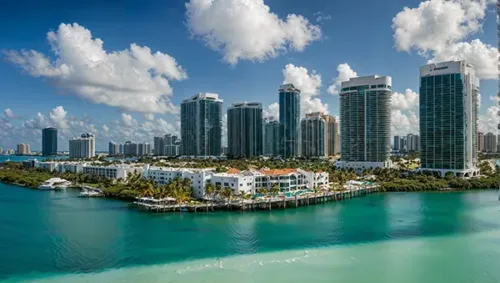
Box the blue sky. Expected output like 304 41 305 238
0 0 498 151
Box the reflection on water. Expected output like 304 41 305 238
1 182 500 282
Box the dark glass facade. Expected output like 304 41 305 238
227 103 263 158
42 127 57 156
279 84 300 158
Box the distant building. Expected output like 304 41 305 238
305 112 340 156
406 134 420 152
69 133 96 159
485 133 497 153
155 134 180 156
0 147 2 155
393 136 401 151
477 132 485 152
122 141 151 156
279 84 301 158
181 93 223 156
42 127 58 156
108 141 121 156
419 61 479 177
264 120 281 157
16 143 30 155
338 75 392 170
227 102 263 158
301 113 325 158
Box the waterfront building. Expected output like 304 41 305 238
406 134 420 152
69 133 95 159
210 169 256 196
83 164 141 179
323 114 340 156
485 133 497 153
16 143 30 155
227 102 263 158
301 113 326 158
338 76 392 170
419 61 479 177
181 93 223 157
264 119 281 157
279 84 301 158
42 127 57 156
478 132 485 152
108 141 121 156
253 168 329 192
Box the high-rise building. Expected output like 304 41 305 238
393 136 401 151
264 119 281 157
69 133 96 159
108 141 121 156
42 127 57 156
338 76 392 170
279 84 301 158
301 113 325 158
306 112 340 156
485 133 497 153
406 134 420 152
478 132 485 152
227 102 263 158
420 61 479 177
181 93 223 156
399 137 407 153
154 136 165 156
16 143 30 155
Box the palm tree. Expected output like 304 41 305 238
270 184 280 196
257 187 268 196
204 183 216 200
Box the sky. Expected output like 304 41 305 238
0 0 498 151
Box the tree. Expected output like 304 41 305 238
270 184 280 195
204 183 216 200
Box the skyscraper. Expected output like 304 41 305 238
420 61 479 177
338 76 392 170
306 112 340 156
108 141 120 156
42 127 57 156
279 84 301 158
406 134 420 152
181 93 223 156
477 132 485 152
154 136 165 156
227 102 263 158
264 119 281 157
69 133 95 159
16 143 30 155
485 133 497 153
301 113 325 158
393 136 401 151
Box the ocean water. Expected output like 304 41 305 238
0 182 500 282
0 156 68 163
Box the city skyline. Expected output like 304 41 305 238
0 0 498 151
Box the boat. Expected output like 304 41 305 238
79 186 104 197
39 178 72 190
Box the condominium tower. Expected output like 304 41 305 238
227 102 263 157
301 113 325 158
338 76 392 170
16 143 30 155
484 133 497 153
419 61 479 177
264 119 281 157
69 133 96 159
42 127 57 156
181 93 223 156
279 84 301 158
305 112 340 156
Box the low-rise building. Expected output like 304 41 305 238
83 165 141 180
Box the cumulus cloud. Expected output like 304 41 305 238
478 105 500 133
392 110 419 136
1 106 179 151
391 89 419 111
263 102 279 120
185 0 321 64
392 0 498 79
4 108 16 119
314 12 332 23
282 64 328 116
4 23 187 114
327 63 358 95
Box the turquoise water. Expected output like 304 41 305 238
1 182 500 282
0 156 68 162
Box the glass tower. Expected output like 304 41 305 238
419 61 479 177
181 93 223 156
339 76 392 169
264 120 281 157
227 102 263 157
301 113 325 158
279 84 301 158
42 127 57 156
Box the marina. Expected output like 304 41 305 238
38 178 71 190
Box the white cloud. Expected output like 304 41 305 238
392 110 419 136
264 102 279 120
391 89 419 111
143 113 155 121
1 106 180 150
4 108 15 119
327 63 358 95
314 11 332 23
185 0 321 64
282 63 328 116
392 0 498 80
5 23 187 114
478 105 499 133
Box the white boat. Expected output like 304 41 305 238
39 178 72 190
79 187 104 197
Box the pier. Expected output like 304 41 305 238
134 186 378 213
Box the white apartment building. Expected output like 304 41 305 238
16 143 30 155
210 170 256 196
69 133 96 159
83 165 141 180
57 162 85 174
35 161 58 172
